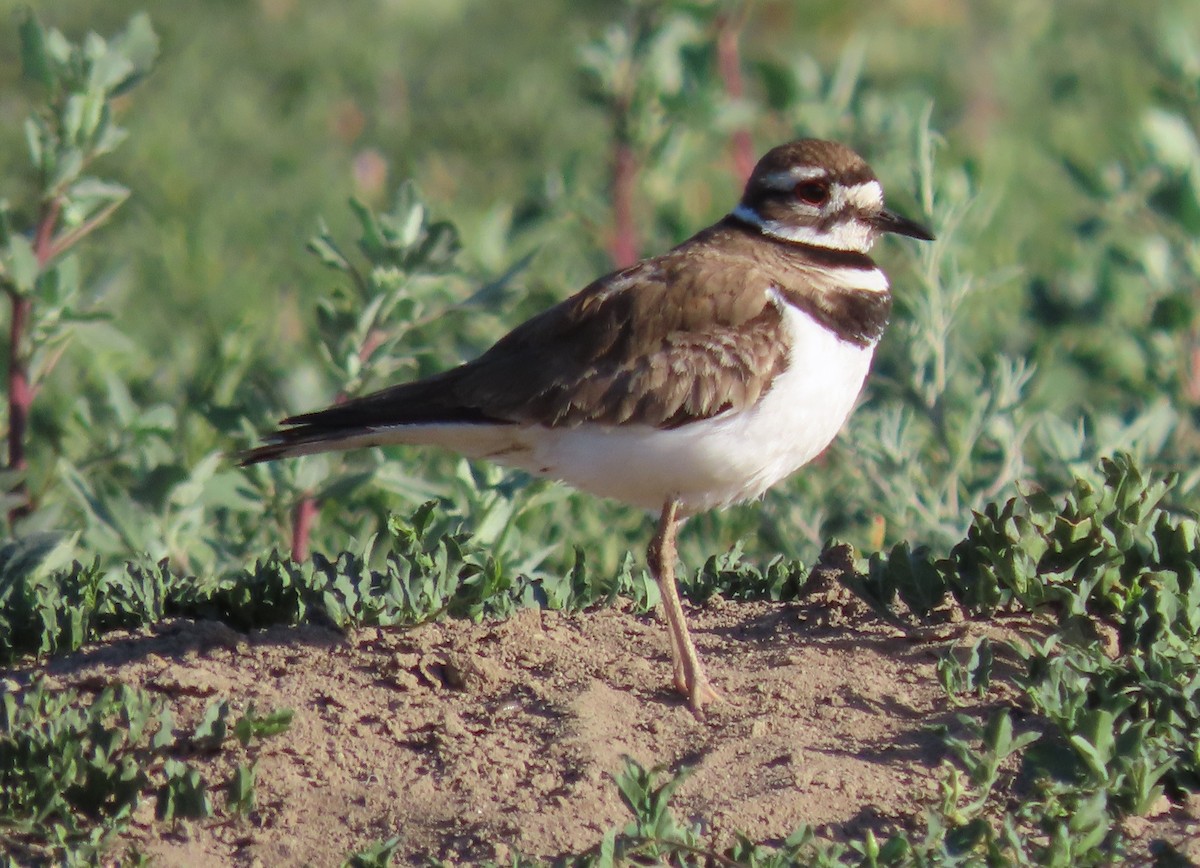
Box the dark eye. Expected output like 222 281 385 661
794 180 830 206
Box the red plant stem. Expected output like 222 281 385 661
33 201 60 266
359 328 385 364
6 200 61 521
288 330 386 562
610 138 639 269
716 11 754 185
1187 331 1200 405
7 290 33 522
291 495 318 563
7 294 31 478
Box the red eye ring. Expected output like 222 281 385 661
794 180 830 206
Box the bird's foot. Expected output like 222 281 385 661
688 676 723 715
675 664 722 715
672 659 688 696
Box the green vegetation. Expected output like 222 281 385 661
0 677 290 864
1 1 1199 865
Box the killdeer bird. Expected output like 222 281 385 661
242 139 933 713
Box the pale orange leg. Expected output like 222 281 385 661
648 499 721 713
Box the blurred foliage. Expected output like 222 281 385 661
0 0 1198 570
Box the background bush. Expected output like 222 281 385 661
2 0 1198 576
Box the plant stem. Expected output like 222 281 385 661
6 199 60 519
42 195 127 265
291 495 317 563
716 8 755 184
33 211 56 265
6 291 33 520
288 332 383 561
7 293 31 478
610 137 639 268
1185 327 1200 405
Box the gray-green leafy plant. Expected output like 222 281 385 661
0 12 156 520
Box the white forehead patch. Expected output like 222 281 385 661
826 180 883 217
846 180 884 211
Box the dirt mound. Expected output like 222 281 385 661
35 592 1200 865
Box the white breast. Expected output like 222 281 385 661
447 301 879 514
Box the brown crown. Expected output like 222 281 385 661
744 139 878 194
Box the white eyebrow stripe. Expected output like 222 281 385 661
759 165 828 190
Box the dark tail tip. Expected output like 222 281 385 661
236 442 288 466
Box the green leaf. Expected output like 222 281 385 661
596 828 616 868
877 835 911 862
397 198 425 248
110 12 160 94
156 759 213 821
225 762 257 814
6 235 39 294
23 117 46 172
350 198 387 258
342 835 401 868
1142 108 1200 174
1069 732 1111 782
62 178 130 228
233 705 294 746
416 220 461 269
18 12 56 91
461 251 533 309
49 146 84 193
0 532 74 585
151 707 175 750
192 699 230 749
91 120 130 157
308 224 353 272
63 93 86 145
88 48 135 95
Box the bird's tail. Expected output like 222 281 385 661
238 423 391 465
239 374 511 466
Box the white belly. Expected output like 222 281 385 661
401 305 876 514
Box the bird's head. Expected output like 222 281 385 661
733 138 934 253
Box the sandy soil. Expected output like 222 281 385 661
32 585 1200 866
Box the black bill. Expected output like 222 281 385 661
874 207 935 241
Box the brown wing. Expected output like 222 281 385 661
241 222 792 467
451 239 790 427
